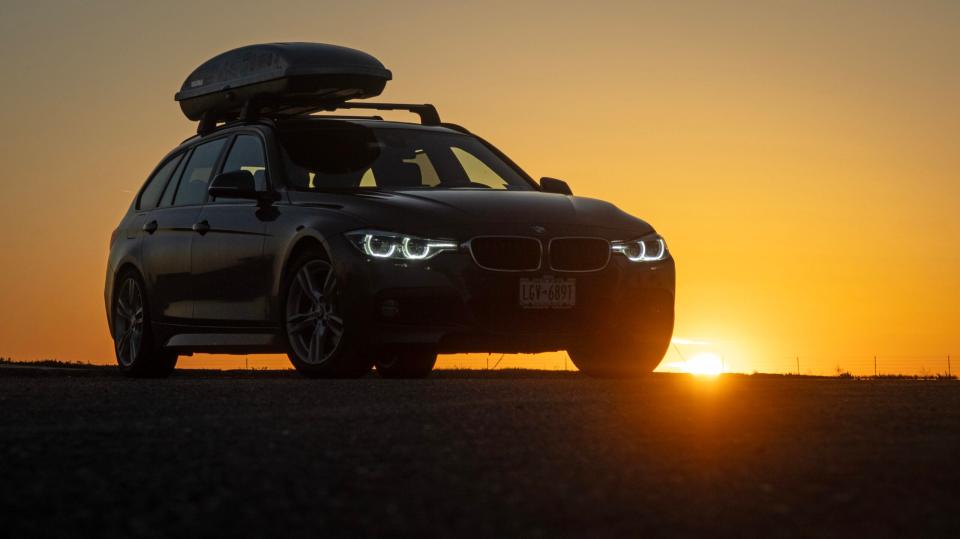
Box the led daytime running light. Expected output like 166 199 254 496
611 236 667 262
349 230 458 261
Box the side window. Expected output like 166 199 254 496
173 138 228 206
451 147 509 189
137 154 183 210
220 135 268 198
159 151 189 208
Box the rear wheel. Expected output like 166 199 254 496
112 272 178 378
283 252 373 378
374 347 437 379
567 333 670 378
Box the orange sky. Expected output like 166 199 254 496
1 1 958 375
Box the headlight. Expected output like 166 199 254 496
345 230 459 261
611 234 668 262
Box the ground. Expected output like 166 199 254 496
1 365 958 537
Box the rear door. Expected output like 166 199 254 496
191 133 273 323
141 137 228 323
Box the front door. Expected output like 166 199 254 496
191 134 273 324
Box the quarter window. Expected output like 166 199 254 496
159 152 189 208
138 154 183 210
173 138 228 206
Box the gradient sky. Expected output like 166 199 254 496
0 1 957 374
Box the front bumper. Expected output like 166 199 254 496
338 247 675 353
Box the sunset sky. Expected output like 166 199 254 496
0 1 957 374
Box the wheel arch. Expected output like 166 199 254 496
270 230 333 319
106 260 146 338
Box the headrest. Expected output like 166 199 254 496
378 162 422 187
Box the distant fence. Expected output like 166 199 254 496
658 344 957 377
3 353 955 377
442 352 957 376
769 355 954 377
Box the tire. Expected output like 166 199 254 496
111 271 178 378
374 347 437 379
567 333 670 378
282 250 373 378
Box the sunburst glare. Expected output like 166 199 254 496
683 352 725 376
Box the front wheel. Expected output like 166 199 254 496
283 253 373 378
567 334 670 378
112 272 178 378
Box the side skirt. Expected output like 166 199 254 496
163 332 284 354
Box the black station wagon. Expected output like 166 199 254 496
105 43 675 378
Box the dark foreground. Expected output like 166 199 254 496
2 366 959 537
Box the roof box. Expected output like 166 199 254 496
175 42 392 121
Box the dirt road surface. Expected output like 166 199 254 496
2 366 958 537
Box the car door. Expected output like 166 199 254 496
191 133 273 324
141 138 229 323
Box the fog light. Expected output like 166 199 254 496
380 299 400 318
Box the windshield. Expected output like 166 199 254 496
278 124 534 191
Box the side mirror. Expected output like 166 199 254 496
540 177 573 195
209 170 276 203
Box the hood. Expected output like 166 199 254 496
290 189 654 238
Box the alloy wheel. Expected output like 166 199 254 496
286 260 345 365
114 277 145 367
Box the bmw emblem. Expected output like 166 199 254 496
531 226 547 235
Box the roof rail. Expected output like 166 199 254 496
323 102 441 126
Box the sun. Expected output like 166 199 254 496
684 352 724 376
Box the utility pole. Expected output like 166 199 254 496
796 356 800 376
949 354 952 377
873 355 877 377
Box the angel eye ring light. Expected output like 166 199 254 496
347 230 458 261
611 235 668 262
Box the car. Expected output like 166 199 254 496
104 43 675 378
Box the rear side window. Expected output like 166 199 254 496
137 154 183 210
173 138 228 206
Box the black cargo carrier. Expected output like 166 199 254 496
175 42 393 124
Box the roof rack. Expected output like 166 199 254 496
322 102 441 126
197 101 442 134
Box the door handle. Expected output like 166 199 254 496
142 220 158 234
192 220 210 235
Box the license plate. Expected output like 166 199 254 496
519 276 576 309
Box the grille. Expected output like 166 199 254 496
469 237 541 271
549 238 610 272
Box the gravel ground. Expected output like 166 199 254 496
1 365 959 538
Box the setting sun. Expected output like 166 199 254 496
683 352 724 376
